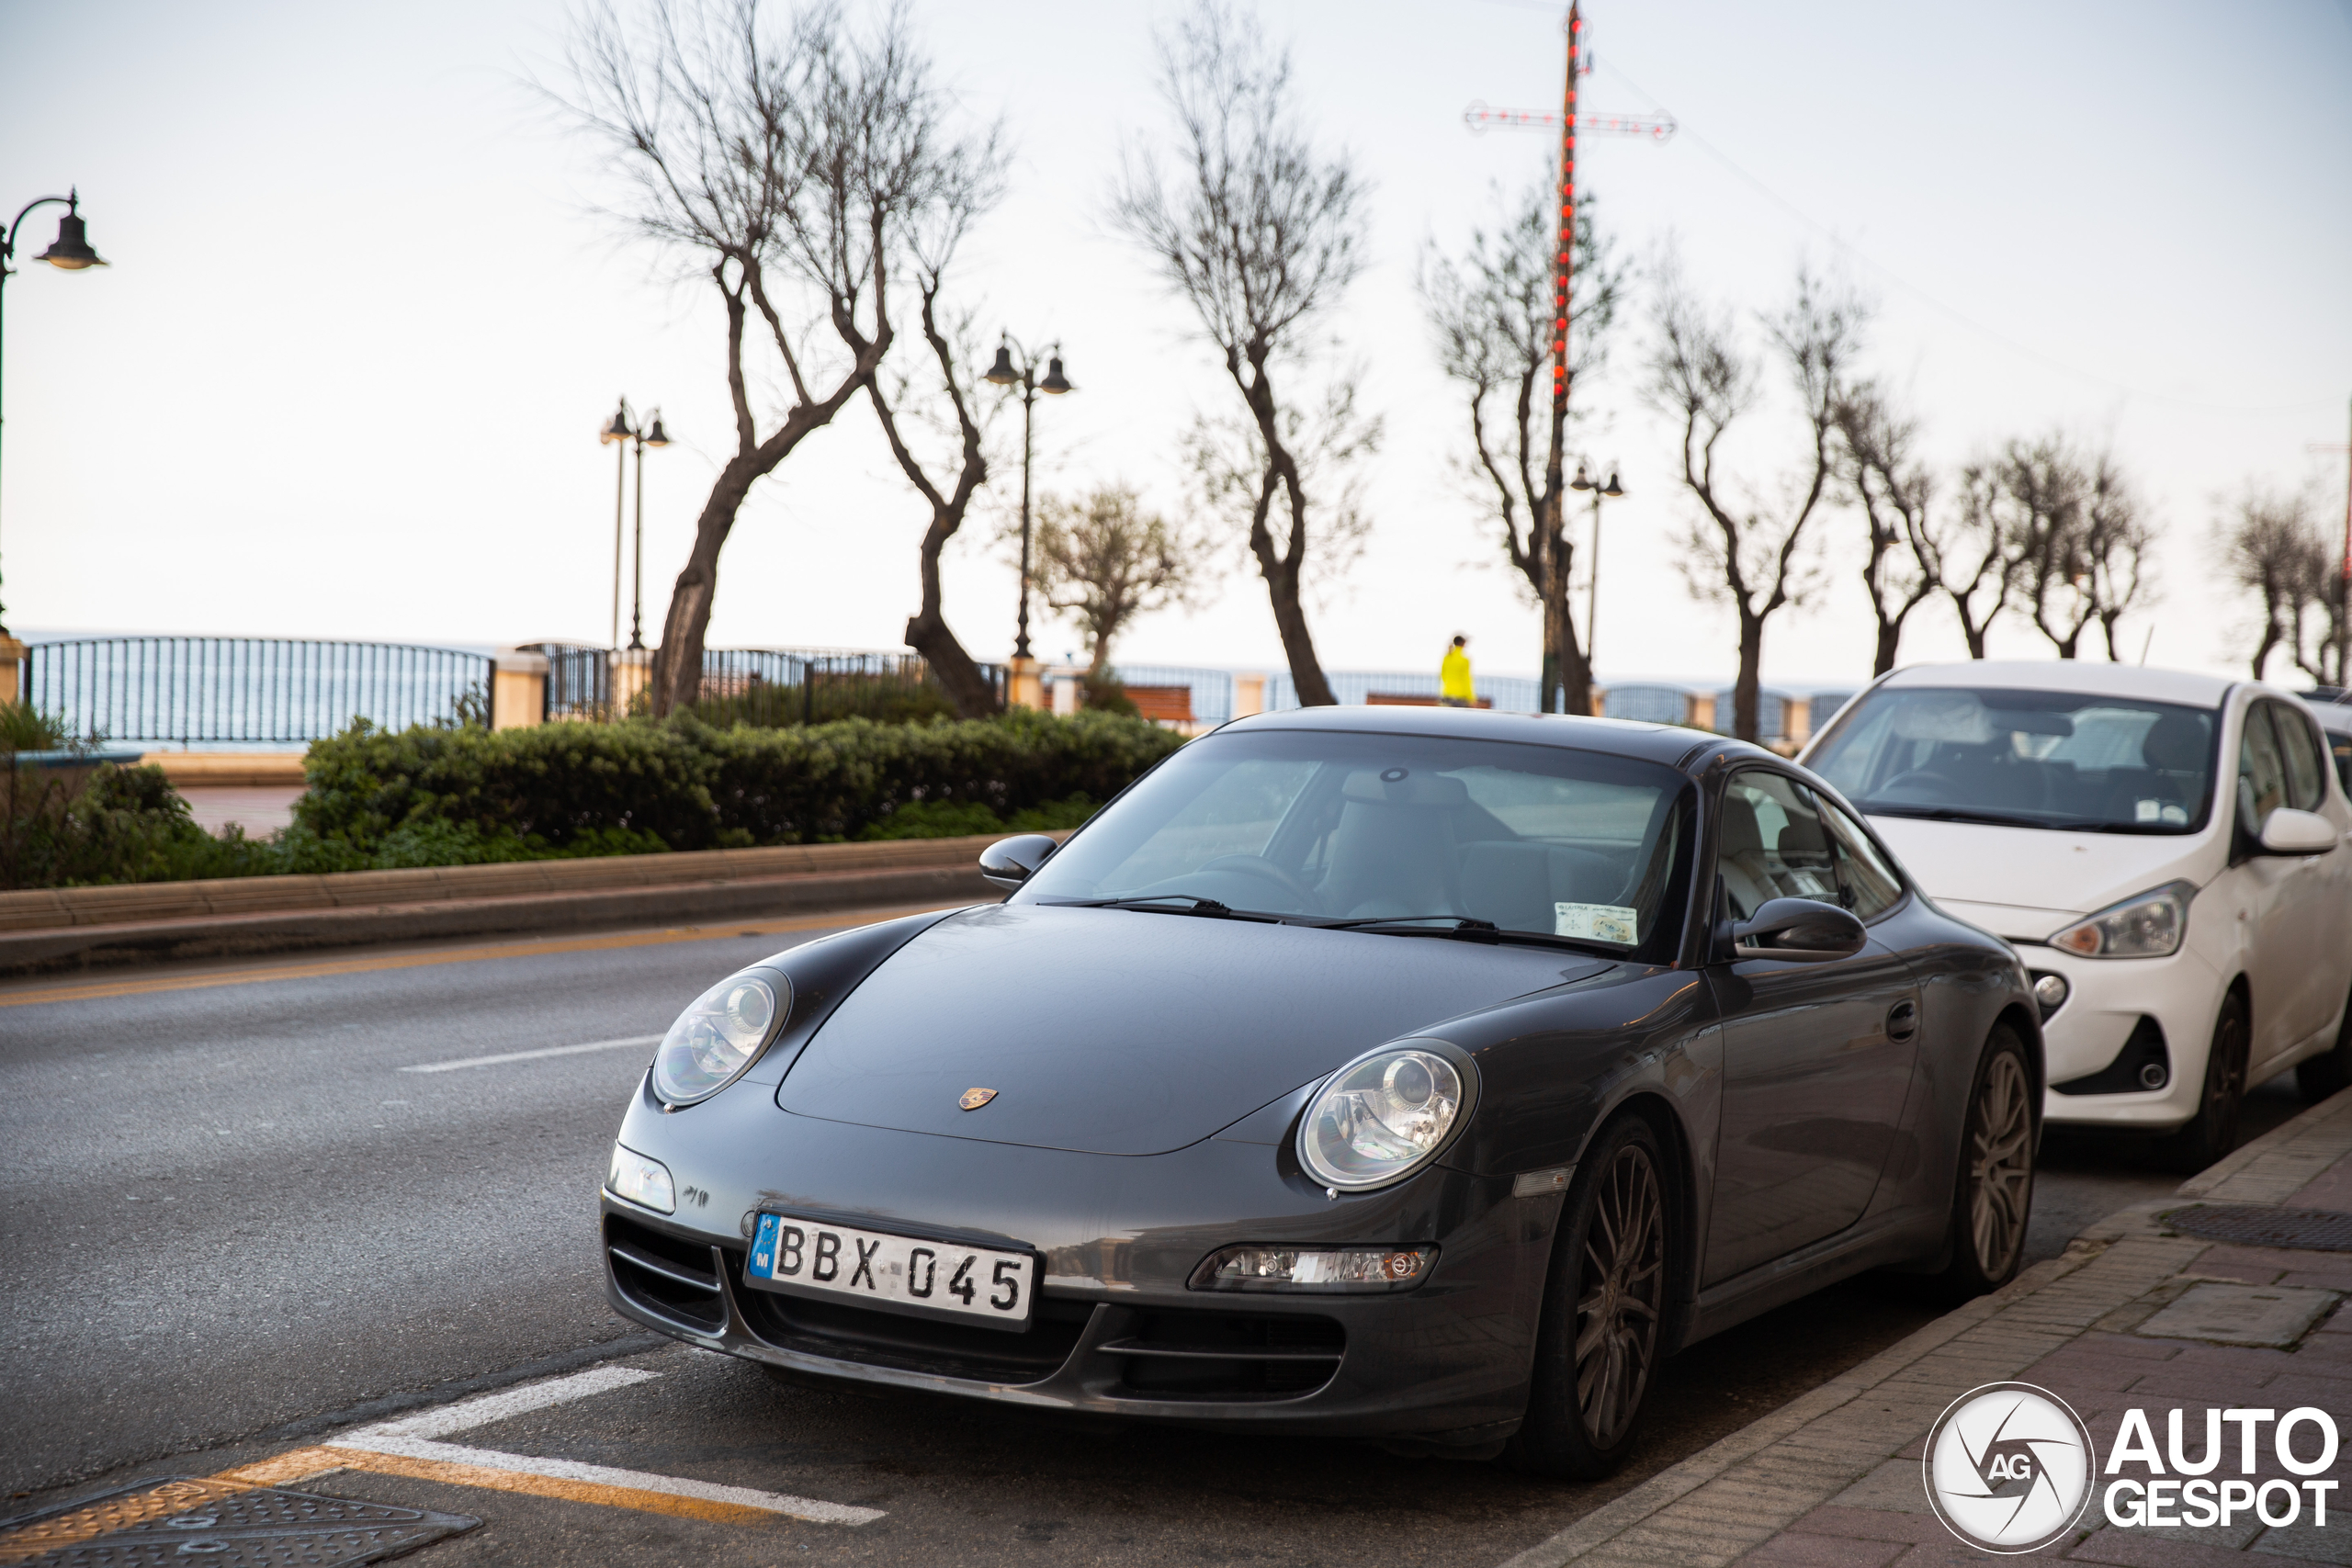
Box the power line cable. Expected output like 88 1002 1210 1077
1572 51 2335 417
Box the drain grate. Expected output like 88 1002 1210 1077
2163 1205 2352 1252
0 1477 476 1567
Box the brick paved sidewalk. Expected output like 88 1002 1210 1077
1501 1087 2352 1568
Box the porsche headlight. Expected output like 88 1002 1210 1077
2047 880 2198 960
1297 1043 1470 1191
651 968 787 1105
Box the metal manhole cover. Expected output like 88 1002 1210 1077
2163 1204 2352 1251
0 1477 477 1567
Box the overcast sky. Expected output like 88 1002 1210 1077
4 0 2347 689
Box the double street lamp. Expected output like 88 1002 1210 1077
983 337 1072 668
599 400 671 652
1570 462 1625 681
1 188 108 630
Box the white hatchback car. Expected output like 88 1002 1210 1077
1802 662 2352 1169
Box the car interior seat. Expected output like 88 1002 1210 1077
1716 793 1777 920
1457 841 1628 933
1319 769 1470 918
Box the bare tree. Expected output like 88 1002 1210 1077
1110 2 1369 707
1420 183 1625 711
1643 260 1867 741
1031 484 1209 672
2083 455 2156 660
562 0 982 713
1831 381 1939 676
1938 463 2022 658
2218 483 2335 680
863 144 1008 718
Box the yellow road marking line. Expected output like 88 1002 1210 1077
0 903 954 1010
0 1478 246 1564
224 1445 785 1527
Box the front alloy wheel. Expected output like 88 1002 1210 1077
1939 1026 2035 1297
1516 1115 1670 1479
2157 994 2247 1175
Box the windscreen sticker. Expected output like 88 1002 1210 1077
1555 902 1638 943
2134 799 2188 825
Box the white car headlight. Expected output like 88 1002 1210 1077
1297 1043 1472 1191
2047 880 2199 960
651 968 788 1105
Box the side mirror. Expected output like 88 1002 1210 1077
2258 807 2340 856
1730 897 1867 963
978 833 1059 890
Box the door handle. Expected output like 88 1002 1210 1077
1885 999 1918 1041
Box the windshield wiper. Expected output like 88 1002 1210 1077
1040 894 1278 921
1860 804 2057 829
1309 915 1621 955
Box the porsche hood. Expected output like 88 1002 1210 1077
775 902 1600 1156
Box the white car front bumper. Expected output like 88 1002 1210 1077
2023 941 2225 1131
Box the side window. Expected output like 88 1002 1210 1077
1718 772 1839 920
1818 800 1905 920
2330 728 2352 797
2266 702 2327 812
2237 705 2290 840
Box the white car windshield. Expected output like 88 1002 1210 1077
1807 686 2218 834
1020 728 1692 953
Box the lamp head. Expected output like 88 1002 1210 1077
1569 463 1593 492
1039 353 1071 394
984 343 1019 386
37 194 106 271
643 412 672 448
1602 471 1624 498
600 403 632 445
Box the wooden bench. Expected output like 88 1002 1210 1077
1122 684 1195 724
1367 692 1491 708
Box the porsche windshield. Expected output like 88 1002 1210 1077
1807 686 2219 834
1022 728 1690 948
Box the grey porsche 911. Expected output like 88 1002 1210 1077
599 705 2039 1477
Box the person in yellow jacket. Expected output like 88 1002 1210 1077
1440 634 1475 707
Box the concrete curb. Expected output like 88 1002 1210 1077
0 833 1049 976
1493 1084 2352 1568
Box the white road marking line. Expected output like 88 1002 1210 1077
333 1434 885 1526
350 1365 658 1441
326 1359 887 1527
400 1034 662 1074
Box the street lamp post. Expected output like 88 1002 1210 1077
628 411 671 650
983 336 1072 705
1569 462 1624 701
599 400 633 655
0 188 107 632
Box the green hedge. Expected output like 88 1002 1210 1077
295 708 1182 856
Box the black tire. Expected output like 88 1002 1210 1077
1936 1025 2036 1298
2294 984 2352 1103
1513 1114 1672 1481
2156 993 2249 1176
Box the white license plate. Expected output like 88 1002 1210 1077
744 1213 1035 1329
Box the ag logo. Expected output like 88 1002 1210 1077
1922 1382 2097 1553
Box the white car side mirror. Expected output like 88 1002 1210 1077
2259 807 2339 856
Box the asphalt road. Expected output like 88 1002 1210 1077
0 913 2309 1562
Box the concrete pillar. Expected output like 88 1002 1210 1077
0 637 23 706
1687 693 1716 732
613 649 652 718
1785 696 1813 749
492 649 549 730
1234 672 1265 718
1007 655 1045 711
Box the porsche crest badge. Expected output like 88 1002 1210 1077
959 1087 998 1111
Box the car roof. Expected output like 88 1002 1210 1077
1876 660 2235 707
1216 704 1748 771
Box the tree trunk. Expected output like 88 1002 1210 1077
1238 355 1336 707
906 614 1001 717
650 458 760 715
1871 617 1901 677
1260 545 1334 706
1732 614 1764 742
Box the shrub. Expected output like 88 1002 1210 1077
296 707 1178 854
686 673 959 729
0 702 69 750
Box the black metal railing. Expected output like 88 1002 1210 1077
24 637 492 744
521 645 1009 726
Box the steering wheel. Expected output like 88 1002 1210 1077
1196 854 1319 908
1878 769 1955 797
